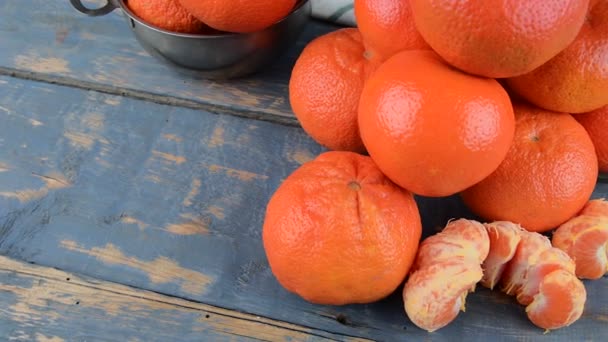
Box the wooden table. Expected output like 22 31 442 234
0 1 606 341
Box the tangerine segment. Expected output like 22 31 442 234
516 248 575 306
580 198 608 217
414 219 490 270
403 219 489 332
500 231 551 296
481 221 522 289
526 269 586 330
403 261 483 332
553 215 608 279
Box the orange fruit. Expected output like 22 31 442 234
358 50 515 197
482 221 586 331
354 0 429 63
480 221 522 290
525 269 586 330
461 103 598 233
552 214 608 280
403 219 489 332
575 105 608 172
409 0 590 78
552 199 608 280
127 0 208 34
262 151 422 305
289 28 376 153
177 0 296 33
507 0 608 113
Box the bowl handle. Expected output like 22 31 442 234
69 0 118 17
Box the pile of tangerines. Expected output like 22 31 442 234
263 0 608 333
123 0 608 334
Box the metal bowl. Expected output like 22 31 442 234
70 0 311 79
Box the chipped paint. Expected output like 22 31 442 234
35 333 64 342
95 156 113 168
104 97 122 106
0 105 44 127
82 112 105 131
121 215 149 230
0 172 70 203
144 174 162 183
28 118 44 126
183 179 201 206
14 54 70 74
208 125 225 147
60 240 213 294
0 256 368 341
597 315 608 322
288 150 316 165
33 172 71 189
163 134 183 143
64 131 95 149
206 205 225 220
206 164 268 181
8 330 32 341
152 150 186 165
165 213 210 236
0 162 10 172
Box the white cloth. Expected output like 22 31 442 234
310 0 356 27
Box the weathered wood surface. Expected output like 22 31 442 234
0 255 368 342
0 75 607 341
0 0 335 125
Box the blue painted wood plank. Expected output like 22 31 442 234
0 255 351 342
0 0 335 123
0 75 606 341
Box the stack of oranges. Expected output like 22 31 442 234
125 0 297 34
263 0 608 333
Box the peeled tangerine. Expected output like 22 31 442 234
403 219 489 332
482 221 586 331
553 199 608 279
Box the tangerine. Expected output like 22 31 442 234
127 0 208 34
263 151 422 305
409 0 590 78
461 103 598 232
358 50 515 197
354 0 429 63
178 0 296 33
289 28 376 153
575 105 608 172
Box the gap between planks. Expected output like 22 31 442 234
0 255 371 342
0 67 300 127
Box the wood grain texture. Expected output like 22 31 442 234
0 75 607 341
0 0 335 124
0 255 368 342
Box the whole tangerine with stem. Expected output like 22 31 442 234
289 28 377 153
461 103 598 233
263 151 422 305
